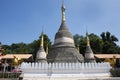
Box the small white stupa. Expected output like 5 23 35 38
36 31 47 63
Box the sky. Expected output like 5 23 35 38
0 0 120 46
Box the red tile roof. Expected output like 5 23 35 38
0 54 32 60
95 54 120 58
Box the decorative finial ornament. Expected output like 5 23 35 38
40 26 44 47
86 31 90 46
40 31 44 47
61 0 66 22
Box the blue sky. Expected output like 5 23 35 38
0 0 120 46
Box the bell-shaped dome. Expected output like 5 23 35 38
47 2 84 63
36 46 46 59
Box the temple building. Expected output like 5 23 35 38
47 2 84 63
36 32 47 62
84 32 96 62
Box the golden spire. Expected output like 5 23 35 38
86 31 90 46
40 32 44 47
61 0 66 22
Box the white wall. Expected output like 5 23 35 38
20 62 112 79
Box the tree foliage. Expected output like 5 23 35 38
89 33 103 54
73 31 120 54
73 34 86 55
100 32 119 54
2 33 52 58
1 31 120 58
3 43 31 54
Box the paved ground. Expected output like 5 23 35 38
0 77 120 80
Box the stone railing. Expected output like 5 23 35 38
20 62 111 77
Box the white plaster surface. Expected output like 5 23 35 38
54 37 74 44
20 62 112 80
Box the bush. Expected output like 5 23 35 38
110 68 120 77
0 72 21 78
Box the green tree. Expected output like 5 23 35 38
3 43 32 54
73 34 82 47
79 37 86 55
101 31 118 43
74 33 103 55
73 34 86 55
11 43 31 54
2 45 11 54
89 33 103 54
100 31 119 54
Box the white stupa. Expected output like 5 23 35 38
36 32 47 62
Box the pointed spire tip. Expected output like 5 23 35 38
86 31 90 46
61 0 66 22
40 29 44 47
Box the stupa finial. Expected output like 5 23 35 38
40 27 44 47
86 31 90 46
61 0 66 22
